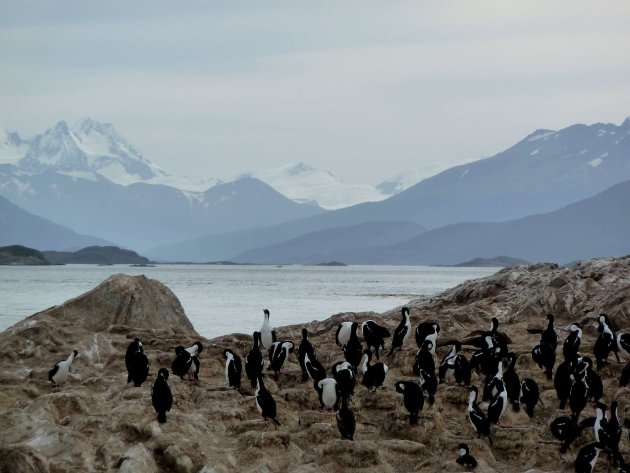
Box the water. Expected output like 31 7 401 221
0 264 498 339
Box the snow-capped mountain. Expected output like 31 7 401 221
246 162 389 209
3 118 223 191
0 119 325 251
17 118 168 186
377 161 474 195
0 128 29 165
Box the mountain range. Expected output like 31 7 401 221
1 116 629 265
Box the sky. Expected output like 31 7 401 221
1 1 629 185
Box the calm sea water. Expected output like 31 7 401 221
0 264 498 339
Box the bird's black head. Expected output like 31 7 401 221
193 341 204 354
73 349 79 358
302 328 308 338
402 307 409 315
263 309 270 317
457 443 469 454
395 381 405 393
546 313 554 322
158 368 169 380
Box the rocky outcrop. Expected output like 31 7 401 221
0 258 629 472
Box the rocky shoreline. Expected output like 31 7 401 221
1 256 629 472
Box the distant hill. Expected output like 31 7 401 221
233 221 426 264
148 118 630 262
0 245 50 265
362 179 630 265
229 179 630 265
454 256 530 267
0 195 113 251
43 246 150 265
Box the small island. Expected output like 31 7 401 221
0 245 51 265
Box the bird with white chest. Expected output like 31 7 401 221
48 349 79 387
260 309 277 351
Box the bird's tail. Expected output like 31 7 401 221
127 374 132 383
410 412 418 425
526 406 534 418
545 369 552 380
272 418 281 426
512 400 520 412
157 412 167 423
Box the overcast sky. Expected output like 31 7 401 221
1 1 629 185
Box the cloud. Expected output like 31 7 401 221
0 1 629 183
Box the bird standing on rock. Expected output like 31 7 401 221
260 309 277 351
360 349 388 391
255 375 280 426
467 386 490 439
125 338 149 387
298 328 315 381
456 443 477 470
394 380 424 425
245 332 264 389
48 349 79 387
336 395 355 441
152 368 173 423
268 340 294 378
223 349 242 392
388 307 411 357
361 320 390 360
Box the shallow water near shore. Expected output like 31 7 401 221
0 264 498 338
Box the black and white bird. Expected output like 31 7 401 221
574 442 603 473
48 349 79 387
223 349 242 392
332 361 356 398
438 342 460 384
336 395 355 441
467 386 490 438
360 349 388 391
245 332 264 389
554 359 573 409
171 342 203 380
316 377 339 412
456 443 477 470
563 323 582 361
503 352 520 412
616 332 630 358
593 403 609 446
260 309 277 351
532 341 556 381
360 320 391 360
151 368 173 423
394 380 424 425
541 313 559 349
125 338 149 387
594 314 618 369
388 307 411 357
579 356 603 401
604 400 622 452
487 378 508 426
268 341 294 378
255 375 280 426
336 321 354 347
520 378 540 418
415 321 440 352
304 351 326 383
418 368 438 405
413 339 435 377
482 359 503 402
298 328 315 382
343 322 364 372
569 369 589 421
454 353 472 386
550 416 583 453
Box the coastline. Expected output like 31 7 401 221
1 257 629 472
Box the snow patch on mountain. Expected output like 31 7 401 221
0 128 29 165
247 162 388 209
